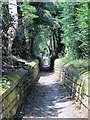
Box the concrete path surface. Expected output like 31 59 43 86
18 72 87 119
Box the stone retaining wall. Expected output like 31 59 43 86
54 59 90 115
0 60 39 119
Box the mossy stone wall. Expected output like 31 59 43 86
54 58 90 114
0 60 39 119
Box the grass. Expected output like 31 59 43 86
60 56 88 69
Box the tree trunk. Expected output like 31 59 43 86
7 0 18 55
30 38 34 57
53 29 56 53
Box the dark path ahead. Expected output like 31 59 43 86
18 72 87 119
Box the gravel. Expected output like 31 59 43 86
17 72 88 119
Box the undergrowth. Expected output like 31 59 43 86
60 56 89 70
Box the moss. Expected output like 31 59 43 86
0 87 6 94
7 72 20 83
1 59 39 95
6 70 24 84
26 61 36 68
1 68 28 92
83 71 90 76
73 76 78 82
25 59 39 68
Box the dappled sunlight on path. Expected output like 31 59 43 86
18 72 87 119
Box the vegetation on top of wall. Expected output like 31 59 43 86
1 56 39 94
55 58 89 79
60 57 88 68
1 69 27 93
1 1 89 91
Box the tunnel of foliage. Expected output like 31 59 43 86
1 1 90 76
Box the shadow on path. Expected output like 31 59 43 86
17 72 87 119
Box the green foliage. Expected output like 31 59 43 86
1 3 10 32
20 3 38 24
2 2 88 61
60 2 88 59
1 2 89 92
60 56 88 68
33 25 51 56
76 3 88 58
12 3 39 57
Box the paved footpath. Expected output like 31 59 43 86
18 72 87 119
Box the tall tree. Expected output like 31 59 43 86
7 0 18 55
